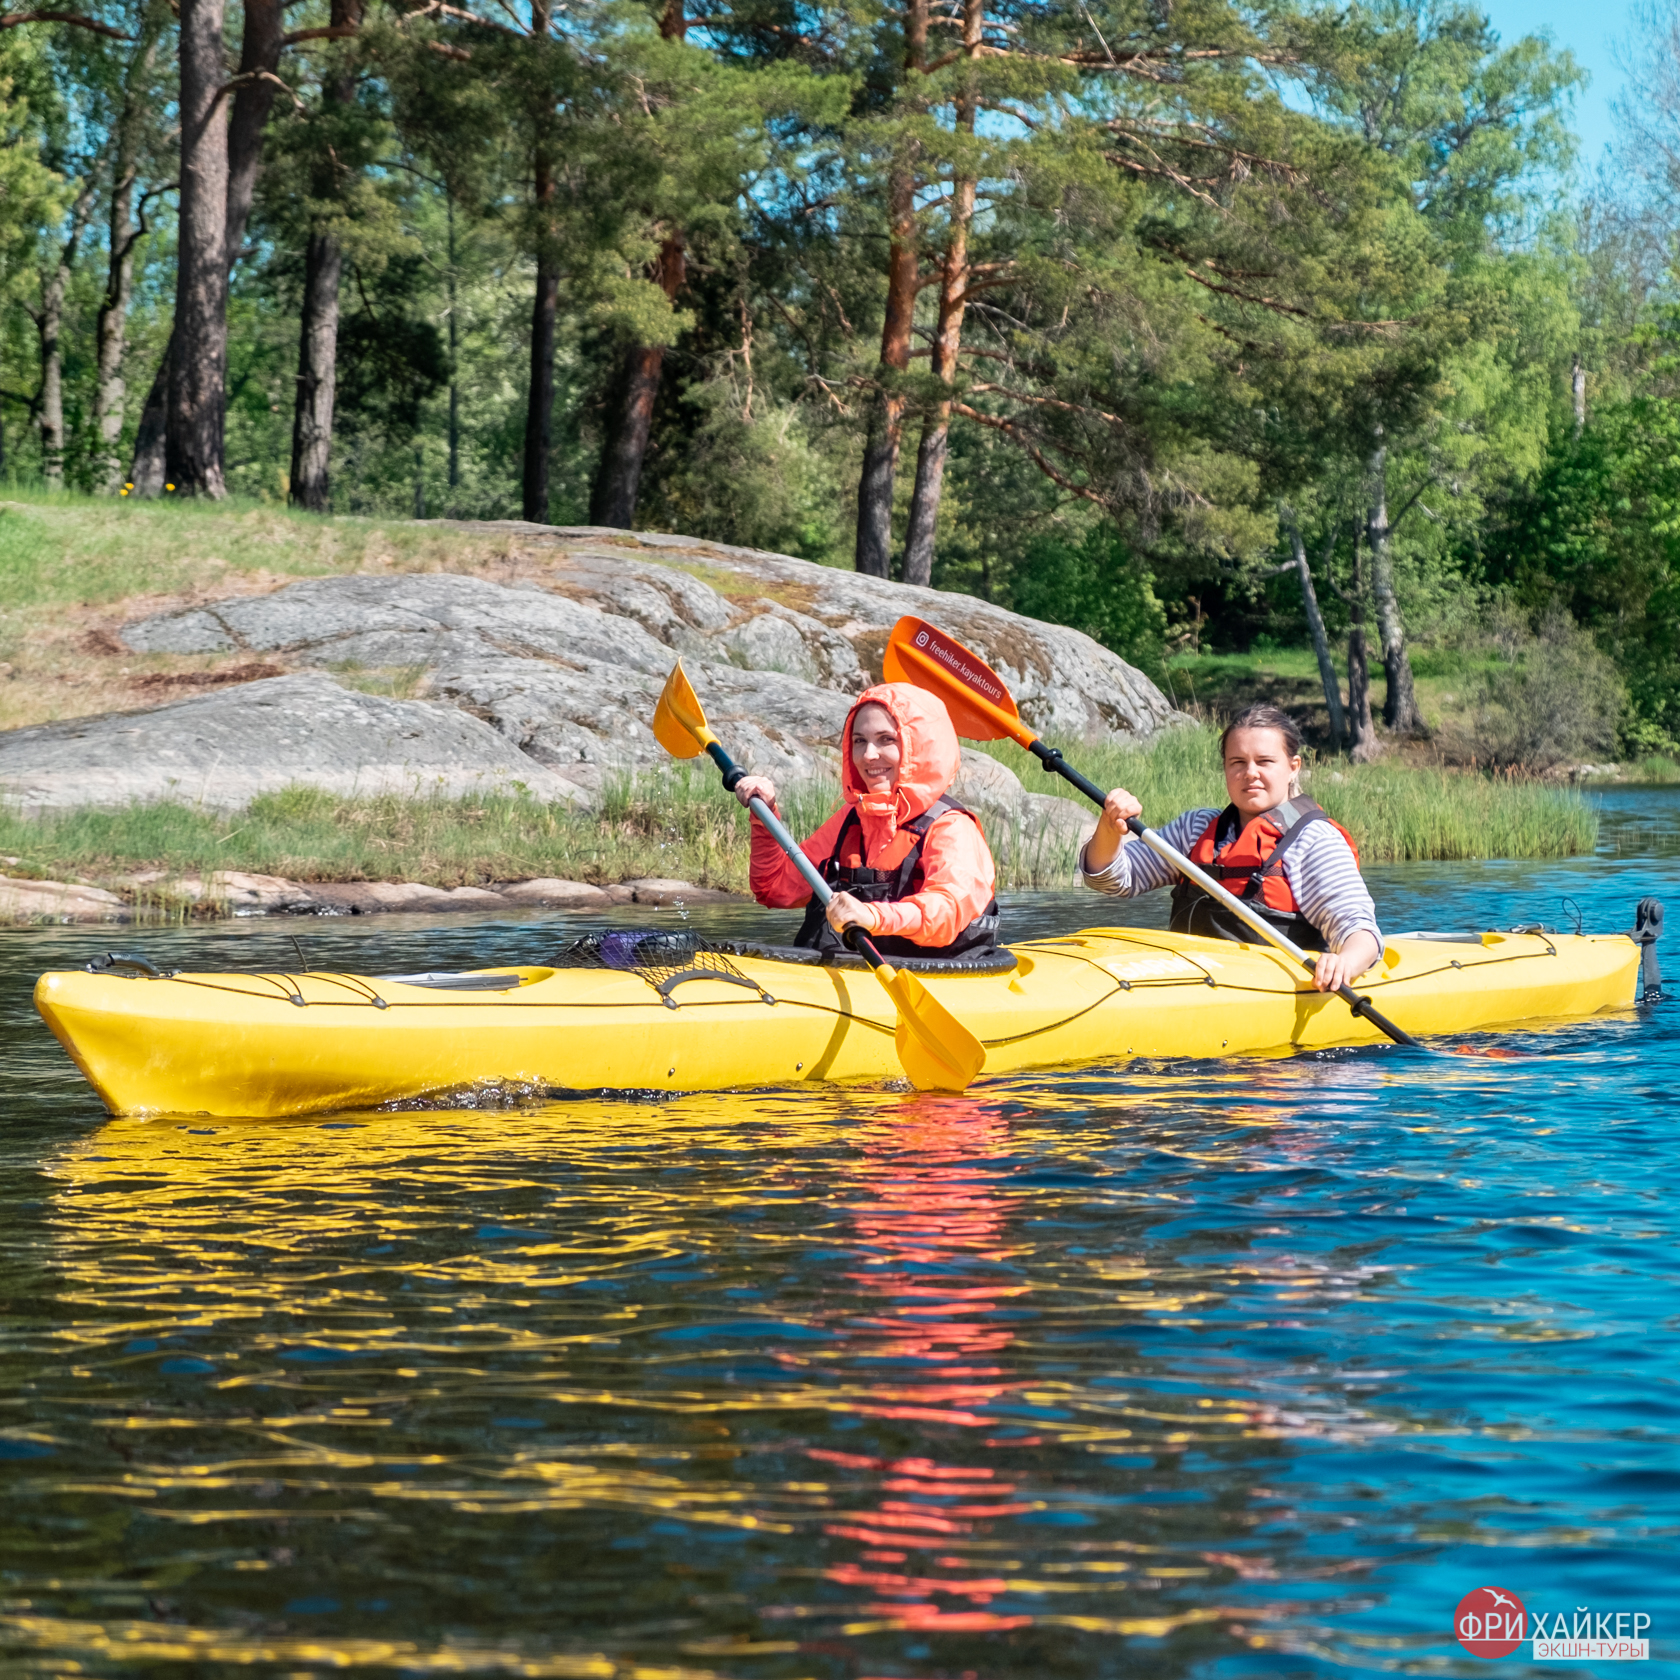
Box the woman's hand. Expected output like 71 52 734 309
825 890 880 939
1313 931 1381 993
1082 787 1144 873
733 774 778 811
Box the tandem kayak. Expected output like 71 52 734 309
34 923 1646 1119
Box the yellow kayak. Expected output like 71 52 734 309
34 925 1642 1119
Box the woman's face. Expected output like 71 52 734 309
1223 726 1300 818
851 703 902 794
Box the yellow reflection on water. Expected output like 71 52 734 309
16 1071 1433 1673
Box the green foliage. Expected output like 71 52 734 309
1478 302 1680 753
1009 523 1168 677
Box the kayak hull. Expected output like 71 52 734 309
34 928 1641 1118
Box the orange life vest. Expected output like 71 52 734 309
794 796 1001 959
1169 798 1358 951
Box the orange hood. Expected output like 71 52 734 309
841 681 962 843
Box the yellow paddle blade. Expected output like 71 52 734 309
652 658 714 759
883 615 1034 748
874 962 987 1092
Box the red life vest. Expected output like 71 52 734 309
1169 798 1358 951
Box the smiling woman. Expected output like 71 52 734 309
733 682 1003 960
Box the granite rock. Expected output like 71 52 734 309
497 878 616 908
16 524 1182 850
0 672 587 814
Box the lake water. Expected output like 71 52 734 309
3 788 1679 1676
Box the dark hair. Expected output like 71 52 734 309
1219 704 1303 759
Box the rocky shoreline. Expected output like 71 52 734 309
0 870 734 927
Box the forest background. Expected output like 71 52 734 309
8 0 1680 769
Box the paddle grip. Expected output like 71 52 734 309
1336 985 1419 1046
1028 740 1108 807
704 740 746 792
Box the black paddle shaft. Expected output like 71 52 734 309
1026 736 1419 1048
1028 741 1108 805
702 741 894 974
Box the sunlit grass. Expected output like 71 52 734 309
0 487 524 624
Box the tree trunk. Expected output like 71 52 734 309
902 0 981 588
854 0 927 578
1346 530 1379 762
1572 352 1586 437
1347 626 1377 762
35 180 95 487
447 192 459 493
95 171 139 492
289 230 343 511
521 0 560 529
285 0 361 514
1365 436 1425 734
35 285 66 489
523 239 559 523
166 0 230 497
590 236 683 528
129 352 168 494
225 0 283 268
588 0 688 528
1280 505 1346 751
130 0 280 495
95 17 161 494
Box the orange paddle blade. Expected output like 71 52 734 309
652 658 712 759
883 616 1034 747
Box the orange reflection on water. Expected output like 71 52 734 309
812 1096 1035 1634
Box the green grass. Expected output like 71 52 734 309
0 766 846 910
0 489 520 626
975 725 1599 862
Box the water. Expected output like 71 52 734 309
3 790 1679 1676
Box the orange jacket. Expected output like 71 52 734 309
748 682 998 948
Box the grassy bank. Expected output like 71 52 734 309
0 491 608 733
0 729 1598 916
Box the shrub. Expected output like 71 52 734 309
1451 608 1623 772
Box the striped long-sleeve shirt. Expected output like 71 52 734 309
1078 807 1382 954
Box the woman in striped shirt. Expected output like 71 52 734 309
1080 704 1382 994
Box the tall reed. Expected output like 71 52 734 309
972 725 1598 863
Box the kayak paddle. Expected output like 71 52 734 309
883 615 1420 1049
651 658 988 1091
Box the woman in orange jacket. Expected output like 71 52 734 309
732 682 1001 957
